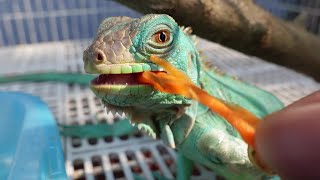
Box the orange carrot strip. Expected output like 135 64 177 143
149 56 192 83
137 55 260 148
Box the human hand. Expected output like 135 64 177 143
256 91 320 180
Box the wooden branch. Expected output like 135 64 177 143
115 0 320 81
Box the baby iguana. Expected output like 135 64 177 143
83 14 283 179
0 14 283 179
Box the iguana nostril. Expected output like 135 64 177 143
97 53 103 61
94 50 106 64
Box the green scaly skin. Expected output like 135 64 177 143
83 14 283 179
0 14 284 180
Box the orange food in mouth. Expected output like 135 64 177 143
137 55 260 149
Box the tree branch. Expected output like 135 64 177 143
115 0 320 81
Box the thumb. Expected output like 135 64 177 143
255 103 320 180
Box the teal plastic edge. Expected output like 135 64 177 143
0 92 67 180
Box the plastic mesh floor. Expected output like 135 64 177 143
0 39 319 180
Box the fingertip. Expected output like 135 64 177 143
255 104 320 179
287 91 320 108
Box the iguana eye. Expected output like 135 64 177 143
152 30 170 44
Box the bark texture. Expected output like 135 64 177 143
115 0 320 81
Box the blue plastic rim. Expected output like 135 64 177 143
0 92 67 180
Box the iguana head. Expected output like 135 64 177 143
83 14 200 142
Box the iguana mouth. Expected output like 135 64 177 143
91 73 143 85
90 63 164 97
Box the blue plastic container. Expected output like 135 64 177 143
0 92 67 180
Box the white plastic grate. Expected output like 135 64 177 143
0 38 319 180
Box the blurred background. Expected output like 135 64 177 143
0 0 319 46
